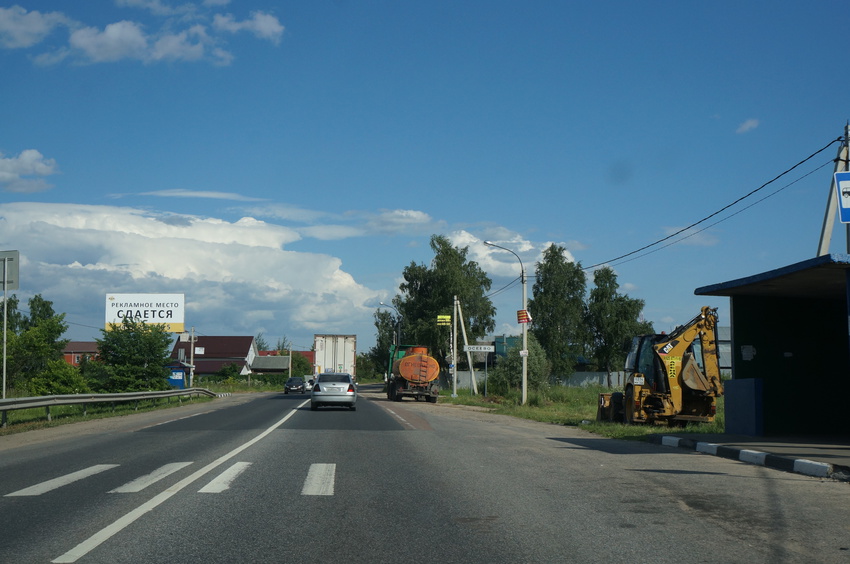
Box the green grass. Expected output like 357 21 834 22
439 385 725 441
0 380 723 442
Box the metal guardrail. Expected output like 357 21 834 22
0 388 217 427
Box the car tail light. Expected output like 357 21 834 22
313 384 320 392
347 384 355 392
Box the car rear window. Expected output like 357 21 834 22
318 373 351 383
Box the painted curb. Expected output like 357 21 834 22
649 435 846 481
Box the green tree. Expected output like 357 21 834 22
275 335 291 354
290 351 311 377
0 294 23 334
255 332 270 352
369 309 397 376
586 267 653 385
3 294 69 394
487 333 550 397
91 319 173 391
528 245 587 377
397 235 496 369
355 352 380 381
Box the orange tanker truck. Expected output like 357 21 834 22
386 344 440 403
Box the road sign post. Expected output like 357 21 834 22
1 250 19 403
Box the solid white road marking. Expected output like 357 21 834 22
108 463 193 494
384 407 416 429
5 465 119 497
301 463 336 496
136 411 208 430
198 462 252 493
52 398 311 563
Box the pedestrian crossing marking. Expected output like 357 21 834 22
198 462 252 493
109 462 193 493
5 464 119 497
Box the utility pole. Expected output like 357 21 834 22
189 327 195 388
817 123 850 255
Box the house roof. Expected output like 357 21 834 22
63 341 99 354
695 253 850 299
171 335 255 360
251 356 290 372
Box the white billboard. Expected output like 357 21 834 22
105 293 185 333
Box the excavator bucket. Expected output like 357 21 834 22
680 353 712 392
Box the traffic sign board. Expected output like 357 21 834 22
464 345 495 352
0 250 19 290
836 172 850 223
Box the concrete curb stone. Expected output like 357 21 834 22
649 435 847 481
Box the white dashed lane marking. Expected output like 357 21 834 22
301 463 336 496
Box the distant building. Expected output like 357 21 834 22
171 335 256 377
62 341 99 367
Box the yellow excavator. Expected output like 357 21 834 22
597 306 724 426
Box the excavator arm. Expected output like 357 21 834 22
653 306 723 397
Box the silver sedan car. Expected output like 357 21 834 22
310 372 357 411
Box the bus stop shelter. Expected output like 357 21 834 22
696 253 850 436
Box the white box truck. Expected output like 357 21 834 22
313 334 357 377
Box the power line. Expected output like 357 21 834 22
607 158 836 268
583 136 845 271
486 275 521 299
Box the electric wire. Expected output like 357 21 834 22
582 136 845 270
606 158 837 267
485 275 521 299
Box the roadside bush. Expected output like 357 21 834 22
29 359 92 396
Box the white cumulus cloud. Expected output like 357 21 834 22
0 202 378 342
2 4 283 66
213 11 284 44
70 21 149 62
0 149 59 193
0 5 73 48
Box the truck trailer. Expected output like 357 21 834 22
313 334 357 377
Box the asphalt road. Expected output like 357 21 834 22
2 388 849 563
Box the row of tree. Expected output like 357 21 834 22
2 295 175 396
367 235 652 391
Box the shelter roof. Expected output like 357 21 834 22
695 253 850 300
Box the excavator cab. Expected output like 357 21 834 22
626 335 668 394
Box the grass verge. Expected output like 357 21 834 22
438 385 725 441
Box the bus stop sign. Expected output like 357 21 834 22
835 171 850 223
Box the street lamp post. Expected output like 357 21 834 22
379 302 403 346
484 241 528 405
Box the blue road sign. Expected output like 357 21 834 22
836 171 850 223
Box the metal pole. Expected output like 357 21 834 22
452 295 458 397
379 302 403 345
521 263 528 406
189 326 195 387
2 257 6 400
817 123 850 256
484 241 528 405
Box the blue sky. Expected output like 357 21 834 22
1 0 849 354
